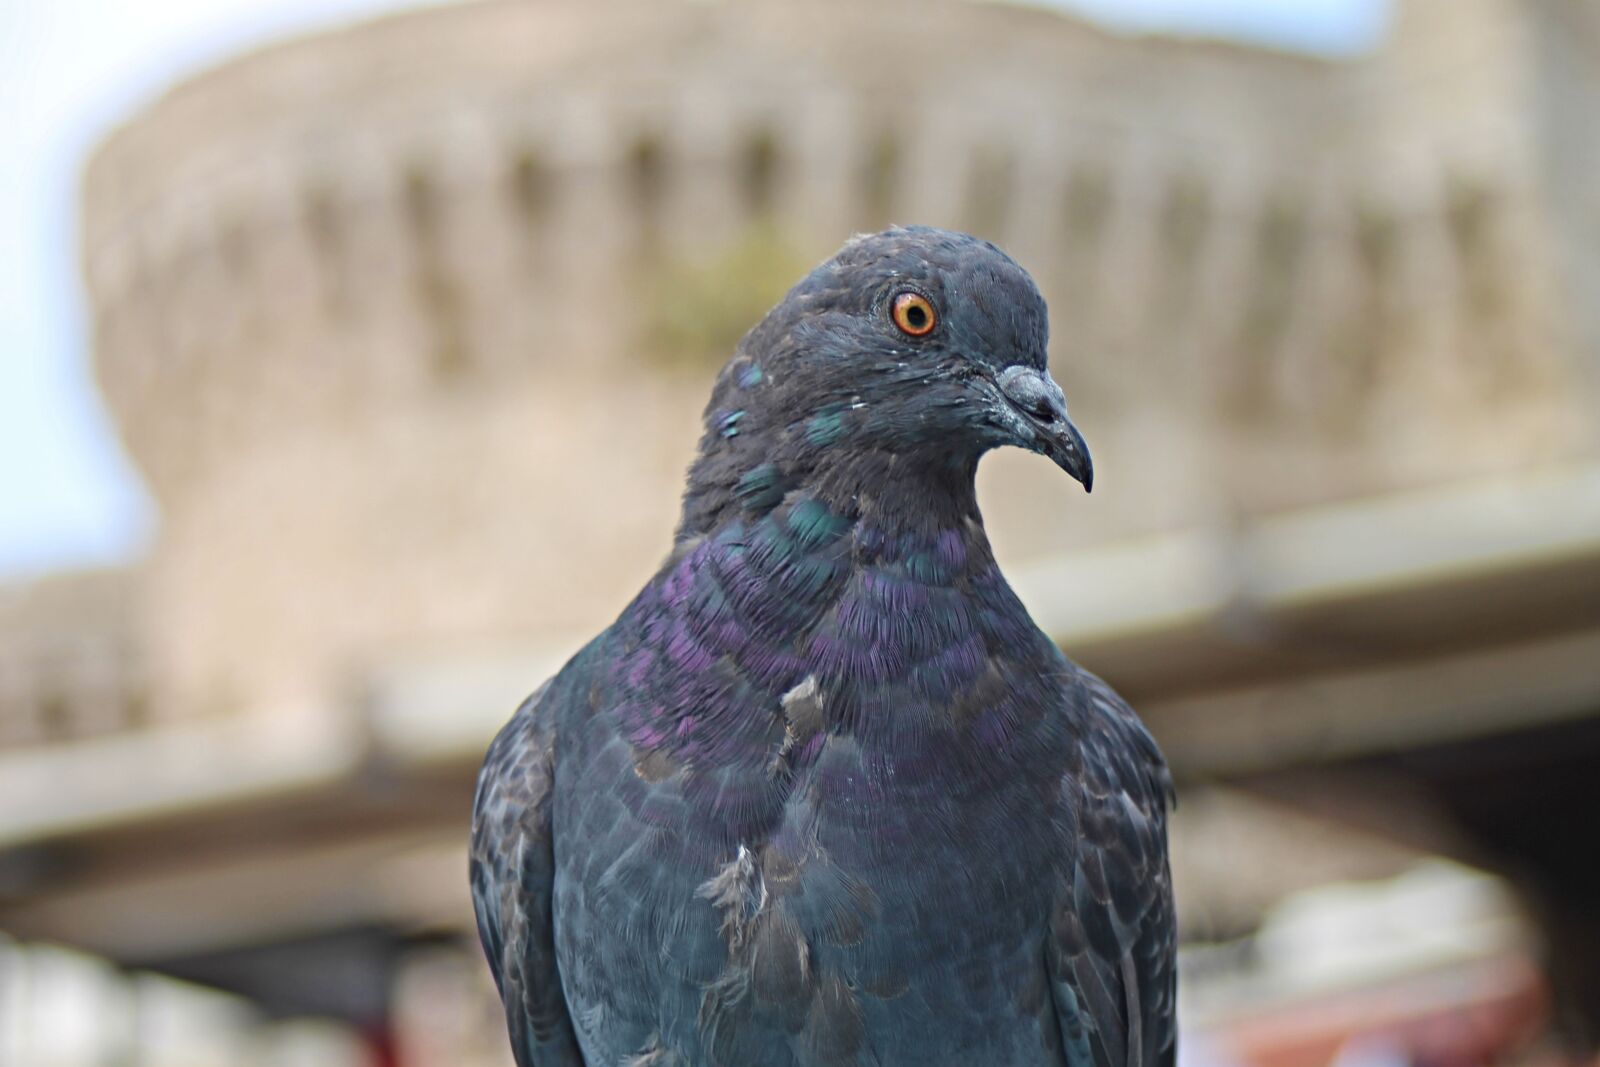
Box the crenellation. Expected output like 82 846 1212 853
1098 136 1173 380
1229 183 1312 420
1053 154 1114 335
857 126 903 233
506 145 555 234
624 130 668 245
1267 172 1346 432
401 161 473 382
738 126 781 220
301 177 354 319
961 144 1018 244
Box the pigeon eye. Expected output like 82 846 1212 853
890 291 937 337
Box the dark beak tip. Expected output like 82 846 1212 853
1060 421 1093 494
1071 457 1094 494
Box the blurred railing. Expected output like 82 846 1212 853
0 572 146 749
0 936 371 1067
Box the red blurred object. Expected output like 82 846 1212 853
1218 955 1548 1067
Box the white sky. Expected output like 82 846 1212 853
0 0 1388 579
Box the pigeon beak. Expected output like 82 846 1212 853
995 365 1095 493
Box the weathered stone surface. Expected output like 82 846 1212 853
4 0 1595 736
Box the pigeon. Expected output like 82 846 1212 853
471 226 1176 1067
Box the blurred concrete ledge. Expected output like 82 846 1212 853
1143 626 1600 777
0 709 364 849
1015 460 1600 697
0 828 466 961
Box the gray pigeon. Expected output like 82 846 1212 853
471 226 1176 1067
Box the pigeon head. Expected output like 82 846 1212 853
682 227 1091 536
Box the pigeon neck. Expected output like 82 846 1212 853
796 447 983 540
677 440 987 547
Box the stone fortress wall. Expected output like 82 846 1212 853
6 0 1598 744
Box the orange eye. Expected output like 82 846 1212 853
890 291 937 337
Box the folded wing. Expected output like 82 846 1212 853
1047 668 1177 1067
470 682 587 1067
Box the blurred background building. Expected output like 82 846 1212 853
3 0 1599 1063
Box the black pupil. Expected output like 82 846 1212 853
905 304 926 328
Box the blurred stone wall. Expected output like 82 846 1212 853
3 0 1594 737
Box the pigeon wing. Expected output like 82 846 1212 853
470 681 586 1067
1047 668 1177 1067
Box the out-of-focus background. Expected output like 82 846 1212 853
2 0 1599 1063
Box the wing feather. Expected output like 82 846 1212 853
1047 668 1177 1067
470 681 587 1067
